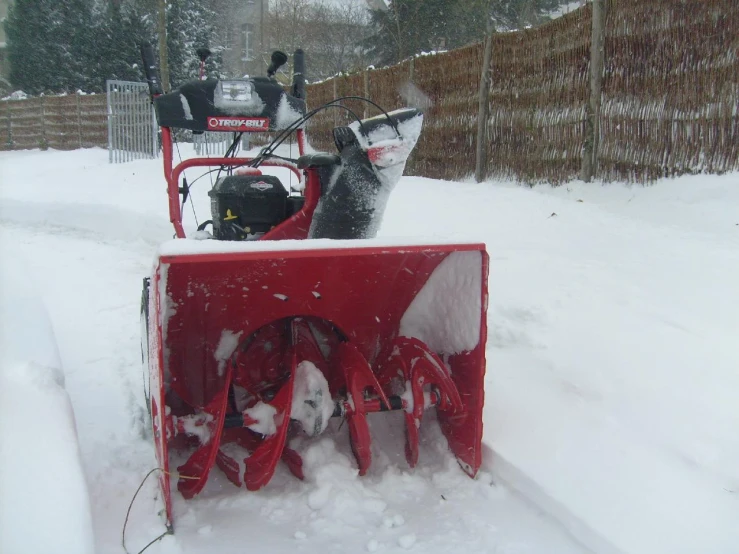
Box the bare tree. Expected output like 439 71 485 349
264 0 313 64
265 0 370 82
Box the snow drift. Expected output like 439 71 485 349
0 252 94 554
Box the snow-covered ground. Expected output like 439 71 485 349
0 251 94 554
0 146 737 554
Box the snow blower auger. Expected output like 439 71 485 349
139 45 489 530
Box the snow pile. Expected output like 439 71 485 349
275 93 305 130
400 250 483 355
177 412 214 444
244 402 278 436
214 329 243 377
180 93 194 120
0 251 94 554
158 235 481 257
3 90 28 100
291 361 335 436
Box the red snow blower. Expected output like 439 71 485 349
139 45 488 530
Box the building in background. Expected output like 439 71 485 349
0 0 12 90
214 0 268 77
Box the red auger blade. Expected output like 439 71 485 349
243 352 296 491
176 360 233 499
333 341 391 475
216 428 305 488
378 336 463 468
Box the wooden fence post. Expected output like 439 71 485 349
332 78 338 126
582 0 605 182
475 24 494 183
76 94 83 148
363 69 370 118
40 97 48 150
4 104 10 149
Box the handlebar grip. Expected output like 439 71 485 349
140 42 164 97
292 49 306 101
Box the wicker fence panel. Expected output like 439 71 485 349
409 45 484 180
335 72 367 130
300 0 735 184
78 95 108 149
304 80 338 152
43 96 82 150
486 6 591 184
7 97 45 150
0 101 9 148
367 60 411 118
600 0 739 180
0 94 108 151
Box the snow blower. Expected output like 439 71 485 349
139 45 489 529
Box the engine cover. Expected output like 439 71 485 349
208 175 288 240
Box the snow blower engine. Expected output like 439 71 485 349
139 44 489 530
206 174 299 241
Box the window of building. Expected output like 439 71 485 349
241 23 255 61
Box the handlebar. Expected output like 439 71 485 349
140 43 163 97
292 49 306 101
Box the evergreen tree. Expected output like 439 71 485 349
166 0 222 88
84 3 138 90
5 0 97 94
4 0 222 94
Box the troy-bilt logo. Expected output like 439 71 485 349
207 117 269 132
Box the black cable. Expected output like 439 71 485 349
189 193 199 227
174 136 183 165
328 95 401 137
251 103 365 167
134 531 170 554
214 131 245 181
253 95 404 168
122 468 171 554
178 167 225 225
263 152 301 164
264 102 365 156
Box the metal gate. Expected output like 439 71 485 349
193 131 232 155
107 80 158 163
